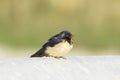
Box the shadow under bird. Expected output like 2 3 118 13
30 31 73 58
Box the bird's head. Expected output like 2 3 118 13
59 31 73 44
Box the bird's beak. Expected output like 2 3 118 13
69 35 72 39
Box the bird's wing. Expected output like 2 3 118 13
31 33 63 57
43 34 63 47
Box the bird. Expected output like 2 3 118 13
30 30 73 58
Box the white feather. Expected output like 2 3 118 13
45 40 73 57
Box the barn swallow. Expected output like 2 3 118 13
30 30 73 58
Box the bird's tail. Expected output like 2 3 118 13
30 48 45 57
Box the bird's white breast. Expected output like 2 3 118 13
45 40 73 57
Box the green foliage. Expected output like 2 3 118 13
0 0 120 50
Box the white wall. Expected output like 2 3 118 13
0 56 120 80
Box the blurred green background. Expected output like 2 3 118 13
0 0 120 57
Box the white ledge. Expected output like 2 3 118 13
0 56 120 80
